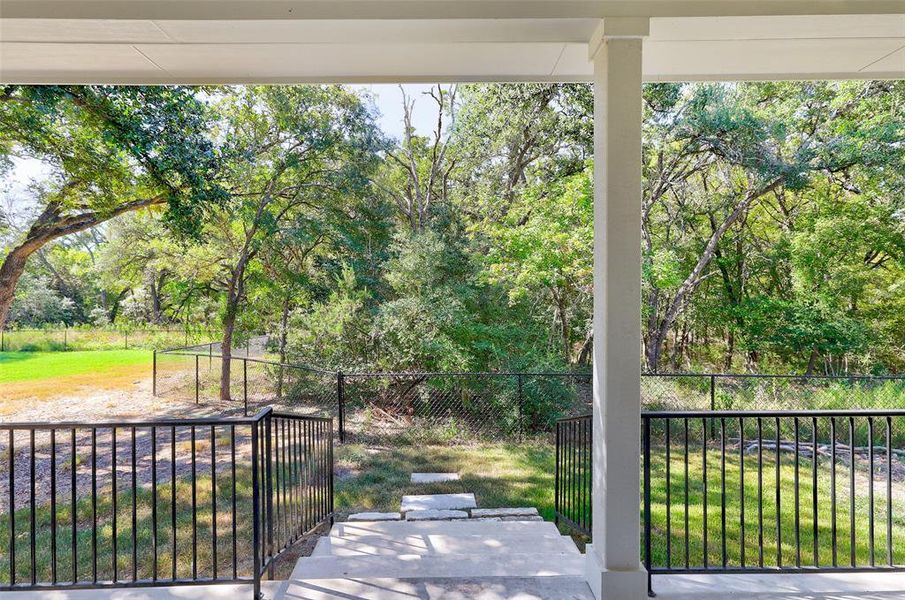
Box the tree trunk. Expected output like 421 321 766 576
805 348 819 376
220 293 237 403
150 281 162 323
645 331 663 373
724 329 735 372
0 246 33 329
644 179 782 374
108 288 130 324
276 290 291 400
150 271 168 323
219 255 250 403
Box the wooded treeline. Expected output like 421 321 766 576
1 82 903 381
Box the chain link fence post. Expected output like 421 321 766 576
152 350 157 396
195 354 200 404
337 371 346 443
517 374 524 441
244 358 249 417
710 374 717 439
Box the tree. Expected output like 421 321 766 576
377 85 457 231
640 81 905 372
481 168 593 363
206 86 384 400
0 85 225 329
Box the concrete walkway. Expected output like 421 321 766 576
4 571 905 599
651 572 905 599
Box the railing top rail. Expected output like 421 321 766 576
271 411 334 424
556 413 593 423
642 408 905 418
0 406 273 430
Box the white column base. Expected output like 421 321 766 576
585 544 649 600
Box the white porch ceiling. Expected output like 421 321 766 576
0 3 903 83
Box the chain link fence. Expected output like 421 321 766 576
154 345 904 443
642 374 905 412
153 351 338 423
155 350 593 442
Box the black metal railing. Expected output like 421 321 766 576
259 412 334 585
554 409 905 596
554 414 592 537
642 409 905 595
0 408 333 596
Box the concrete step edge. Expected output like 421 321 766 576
289 551 585 580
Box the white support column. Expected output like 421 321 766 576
585 17 649 600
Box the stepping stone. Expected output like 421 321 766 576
405 509 469 521
411 472 460 483
501 515 544 522
348 512 401 522
401 493 477 513
471 507 539 519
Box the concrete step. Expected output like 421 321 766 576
312 530 580 557
289 551 586 580
400 493 477 512
405 509 469 521
348 511 401 522
330 518 563 540
273 576 594 599
471 507 539 518
410 472 460 483
311 535 331 557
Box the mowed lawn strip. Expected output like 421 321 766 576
0 351 153 412
0 351 150 383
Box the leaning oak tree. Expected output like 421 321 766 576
640 81 905 372
0 85 225 329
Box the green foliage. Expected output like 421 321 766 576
0 85 226 235
740 297 870 362
3 81 903 382
7 271 74 325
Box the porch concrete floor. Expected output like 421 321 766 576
2 573 905 599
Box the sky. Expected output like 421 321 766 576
360 84 445 141
2 84 443 219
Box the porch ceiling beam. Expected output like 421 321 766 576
2 11 902 84
2 0 904 21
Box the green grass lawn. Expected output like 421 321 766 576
0 351 150 384
647 445 905 569
335 438 902 569
335 438 557 520
1 435 900 587
0 350 154 413
0 473 257 585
